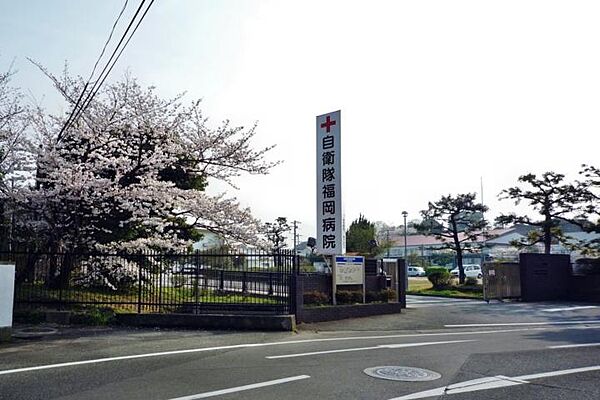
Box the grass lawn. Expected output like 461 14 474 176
408 277 433 291
407 277 483 299
15 283 278 311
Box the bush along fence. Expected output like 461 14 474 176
300 270 395 306
6 249 298 315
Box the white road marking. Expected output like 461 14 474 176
548 342 600 349
445 320 600 328
0 326 578 376
406 297 475 303
541 306 598 312
409 301 483 308
167 375 310 399
389 365 600 400
265 340 475 359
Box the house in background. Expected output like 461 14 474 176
387 223 599 265
192 230 225 251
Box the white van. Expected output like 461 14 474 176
450 264 482 279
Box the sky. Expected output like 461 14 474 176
1 0 599 246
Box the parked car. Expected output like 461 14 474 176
450 264 482 279
407 266 426 277
171 263 209 275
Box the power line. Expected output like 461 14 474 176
67 0 154 131
57 0 130 142
89 0 130 83
58 0 155 141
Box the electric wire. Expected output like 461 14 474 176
58 0 155 141
57 0 130 141
68 0 155 130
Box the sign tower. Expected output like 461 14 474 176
316 110 344 254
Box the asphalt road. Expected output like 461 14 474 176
1 297 599 400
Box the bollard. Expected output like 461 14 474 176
0 263 15 342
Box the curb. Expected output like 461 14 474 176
116 313 296 332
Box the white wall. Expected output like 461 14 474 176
0 264 15 328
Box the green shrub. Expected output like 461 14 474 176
465 277 478 286
426 267 452 289
366 291 379 302
381 288 397 302
336 290 363 304
303 290 330 305
351 291 363 303
70 307 116 326
366 289 396 303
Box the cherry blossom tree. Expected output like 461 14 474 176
0 60 32 250
10 67 278 258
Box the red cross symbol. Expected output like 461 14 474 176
320 116 337 133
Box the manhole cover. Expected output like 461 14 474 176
13 327 58 338
364 366 442 382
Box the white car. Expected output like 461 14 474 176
450 264 482 279
407 266 426 277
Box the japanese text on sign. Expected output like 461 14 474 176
316 111 343 254
335 256 364 285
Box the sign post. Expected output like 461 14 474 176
333 256 366 304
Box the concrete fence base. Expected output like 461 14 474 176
116 313 296 331
298 302 402 323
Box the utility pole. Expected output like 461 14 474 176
402 210 408 294
386 230 390 257
292 220 300 253
402 211 408 260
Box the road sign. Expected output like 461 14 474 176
335 256 365 285
332 256 365 305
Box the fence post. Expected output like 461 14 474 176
194 252 200 308
137 254 143 314
242 271 248 293
57 255 63 311
157 251 162 313
293 252 299 275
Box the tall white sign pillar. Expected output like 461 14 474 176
316 110 344 255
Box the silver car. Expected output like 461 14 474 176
450 264 482 279
407 266 426 277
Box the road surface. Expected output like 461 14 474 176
1 297 599 399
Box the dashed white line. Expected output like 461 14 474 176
541 306 598 312
409 301 484 308
167 375 310 399
548 342 600 349
265 340 475 359
445 320 600 328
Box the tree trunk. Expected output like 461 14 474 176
451 219 465 284
543 213 552 254
456 245 465 284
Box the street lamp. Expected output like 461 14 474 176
402 210 408 294
402 211 408 259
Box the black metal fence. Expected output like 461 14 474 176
7 249 298 315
